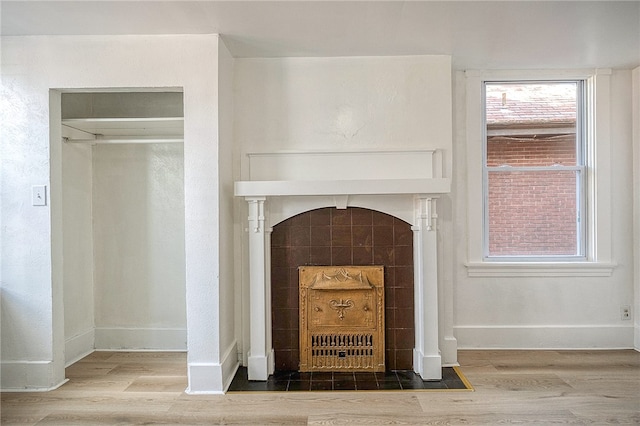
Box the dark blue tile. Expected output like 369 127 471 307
355 380 379 390
377 380 402 390
376 371 399 381
354 372 377 382
271 370 295 380
313 372 333 381
233 367 248 380
266 380 290 391
400 381 426 390
333 372 355 380
289 371 313 381
421 381 448 390
310 381 333 391
394 370 419 381
287 380 311 391
237 381 273 391
333 380 357 391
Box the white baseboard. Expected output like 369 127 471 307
0 360 67 392
221 341 240 392
185 341 239 394
94 327 187 350
455 325 635 349
65 328 95 366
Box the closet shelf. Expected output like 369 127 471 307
62 117 184 144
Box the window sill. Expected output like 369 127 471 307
465 261 617 277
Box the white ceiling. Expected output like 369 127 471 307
1 1 639 69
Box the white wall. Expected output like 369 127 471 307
453 69 636 349
62 142 95 365
234 56 453 160
0 35 228 392
92 143 186 350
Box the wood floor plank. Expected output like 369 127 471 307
168 392 422 417
2 350 638 425
307 412 457 425
460 372 574 392
309 411 589 425
65 362 118 377
34 412 308 425
124 376 187 393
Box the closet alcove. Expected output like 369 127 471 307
60 91 186 365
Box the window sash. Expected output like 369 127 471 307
482 80 587 261
483 168 586 260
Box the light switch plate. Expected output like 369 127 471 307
32 185 47 206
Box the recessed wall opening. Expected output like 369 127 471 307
57 89 186 367
270 207 415 372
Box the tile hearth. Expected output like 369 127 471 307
228 367 470 392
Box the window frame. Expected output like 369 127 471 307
464 69 616 277
482 80 587 261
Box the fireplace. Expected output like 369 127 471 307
235 149 452 381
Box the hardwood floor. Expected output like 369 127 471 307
2 350 639 425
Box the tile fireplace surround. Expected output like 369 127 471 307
235 150 454 382
273 210 412 372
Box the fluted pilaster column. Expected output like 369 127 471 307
245 197 274 380
412 196 442 380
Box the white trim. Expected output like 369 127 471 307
465 261 617 277
455 325 634 349
589 71 614 263
93 349 186 353
64 328 95 367
633 66 640 351
222 341 240 393
65 137 184 144
245 149 442 181
94 327 187 350
0 361 68 392
411 197 443 380
185 363 225 395
0 379 69 393
185 341 239 394
235 178 451 197
465 69 615 271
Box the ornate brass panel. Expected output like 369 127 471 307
299 266 385 372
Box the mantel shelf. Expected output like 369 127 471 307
234 178 451 197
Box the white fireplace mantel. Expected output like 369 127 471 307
235 178 450 198
234 150 452 381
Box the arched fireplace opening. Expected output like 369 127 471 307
271 207 414 372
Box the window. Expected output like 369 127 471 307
483 81 585 260
465 70 615 276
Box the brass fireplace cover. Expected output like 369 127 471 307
299 266 385 372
